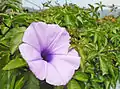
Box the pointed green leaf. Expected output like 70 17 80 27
73 71 89 82
99 57 108 75
22 72 40 89
3 58 27 70
14 77 25 89
67 79 81 89
10 27 26 54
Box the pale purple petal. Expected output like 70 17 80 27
22 23 41 51
67 48 80 69
46 63 64 86
46 24 70 55
51 49 80 70
19 43 41 62
50 58 75 85
22 22 70 54
68 48 79 56
28 60 47 80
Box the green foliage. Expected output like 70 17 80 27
67 79 81 89
22 72 40 89
73 71 89 82
3 58 27 70
0 0 22 13
0 0 120 89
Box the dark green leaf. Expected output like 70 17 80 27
14 77 25 89
54 86 64 89
0 53 10 69
88 4 94 10
22 72 40 89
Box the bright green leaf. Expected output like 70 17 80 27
73 71 89 82
99 57 108 75
67 79 81 89
3 58 27 70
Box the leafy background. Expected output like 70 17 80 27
0 0 120 89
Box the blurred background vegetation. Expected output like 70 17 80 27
0 0 120 89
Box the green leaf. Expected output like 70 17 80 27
67 79 81 89
85 83 91 89
92 82 102 89
116 53 120 65
95 7 99 12
10 32 23 54
64 15 72 25
0 70 17 89
92 76 105 83
77 16 83 24
22 72 40 89
9 75 16 89
105 81 110 89
94 32 97 43
73 71 89 82
99 56 108 75
0 53 10 69
0 43 9 51
78 46 86 71
85 64 94 74
14 77 25 89
10 27 26 54
87 51 97 60
1 19 11 34
54 86 64 89
3 58 27 70
88 4 94 10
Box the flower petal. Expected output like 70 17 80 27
19 43 41 62
22 23 41 51
52 49 80 70
23 22 70 54
47 24 70 55
50 58 75 85
28 60 47 80
46 63 64 86
67 48 80 69
68 48 80 56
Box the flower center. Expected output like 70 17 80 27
41 49 52 62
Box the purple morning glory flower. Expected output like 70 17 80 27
19 22 80 86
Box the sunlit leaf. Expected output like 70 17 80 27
67 79 81 89
3 58 27 70
73 71 89 82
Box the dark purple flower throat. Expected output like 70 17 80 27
41 49 53 62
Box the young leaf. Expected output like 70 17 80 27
99 57 108 75
67 79 81 89
3 58 27 70
88 4 94 10
77 16 83 24
73 71 89 82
